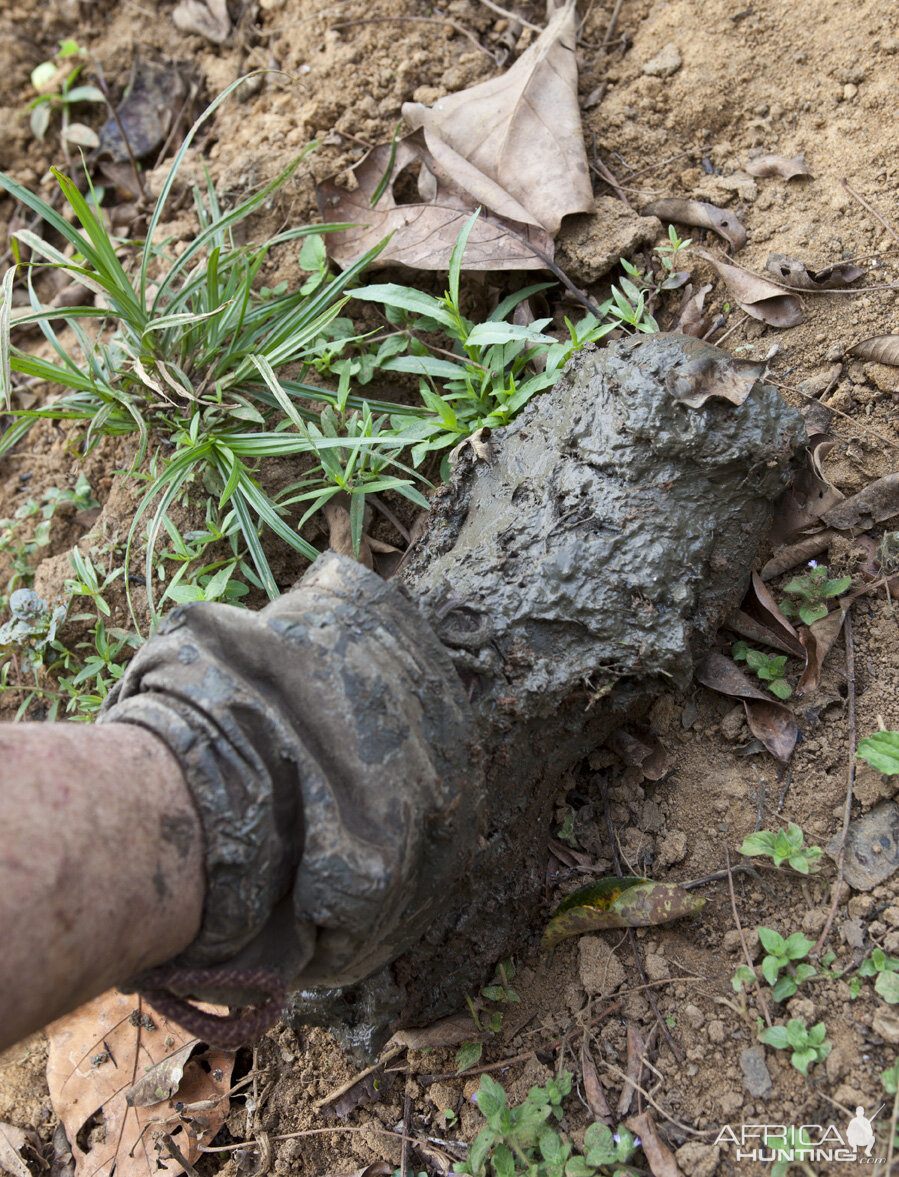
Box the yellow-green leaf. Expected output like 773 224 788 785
542 878 705 949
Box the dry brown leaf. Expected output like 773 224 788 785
98 59 191 164
389 1013 481 1050
608 728 668 780
625 1111 684 1177
402 0 593 235
327 1165 393 1177
797 604 847 695
616 1026 653 1118
171 0 230 42
764 253 865 290
726 570 805 658
47 990 233 1177
821 473 899 531
672 282 713 337
316 135 552 271
695 651 798 761
580 1040 613 1124
761 532 838 580
548 837 594 869
319 1064 399 1120
849 335 899 367
698 250 803 328
769 435 844 543
642 199 747 251
659 334 765 408
0 1123 30 1177
743 154 810 180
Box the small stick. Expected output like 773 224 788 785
92 62 149 201
841 179 899 247
600 0 626 51
400 1075 412 1177
812 608 856 958
708 313 749 346
508 230 605 318
596 1058 714 1138
474 0 544 33
313 1043 404 1109
771 377 899 452
725 846 772 1027
589 158 634 210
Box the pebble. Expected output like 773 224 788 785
741 1046 773 1097
675 1143 721 1177
874 1008 899 1044
578 936 626 995
842 83 858 101
642 43 682 77
707 1020 726 1044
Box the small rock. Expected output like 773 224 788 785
642 42 683 78
555 198 661 285
720 705 746 741
643 952 670 982
848 894 875 919
842 83 859 101
841 917 866 949
684 1003 705 1028
722 927 760 960
741 1045 773 1097
802 907 828 934
707 1020 726 1044
864 362 899 394
885 931 899 953
830 802 899 890
674 1142 721 1177
656 830 688 869
884 906 899 928
578 936 626 996
787 996 817 1023
883 37 899 54
855 762 896 810
826 1045 850 1083
874 1008 899 1044
718 171 759 202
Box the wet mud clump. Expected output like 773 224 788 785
287 333 806 1057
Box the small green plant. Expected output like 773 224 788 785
0 475 99 601
732 641 792 699
481 959 520 1006
757 927 816 1002
857 731 899 776
757 1017 831 1076
858 948 899 1004
557 808 580 849
738 823 823 874
28 40 106 146
454 1072 640 1177
653 224 692 285
779 562 851 627
764 1126 816 1177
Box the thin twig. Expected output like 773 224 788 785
708 313 749 347
596 1058 714 1137
600 0 626 51
725 846 772 1027
812 608 856 958
589 157 633 210
772 377 899 452
400 1075 412 1177
92 62 149 201
841 179 899 247
473 0 544 33
507 230 605 318
313 1043 404 1109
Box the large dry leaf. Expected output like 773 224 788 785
616 1026 656 1119
47 990 233 1177
743 154 810 180
541 878 704 948
317 135 552 271
850 336 899 367
726 570 805 658
608 728 668 780
401 1 593 235
642 199 747 251
764 253 865 290
0 1124 30 1177
821 473 899 530
672 282 713 337
580 1040 613 1124
698 250 803 328
797 604 847 695
172 0 230 42
625 1112 684 1177
389 1013 481 1051
769 434 844 543
695 651 798 761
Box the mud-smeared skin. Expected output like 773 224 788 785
287 335 805 1058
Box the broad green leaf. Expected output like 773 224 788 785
757 927 786 956
857 731 899 776
758 1025 790 1050
876 971 899 1004
455 1040 483 1074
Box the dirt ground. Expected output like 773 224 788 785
1 0 898 1174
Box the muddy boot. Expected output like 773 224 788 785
102 333 804 1056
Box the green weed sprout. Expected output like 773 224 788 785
738 823 823 874
0 78 429 609
757 927 816 1002
779 562 851 626
857 731 899 775
732 641 792 699
454 1072 641 1177
28 40 105 145
858 948 899 1004
764 1126 816 1177
757 1017 831 1076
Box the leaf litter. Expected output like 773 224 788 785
318 0 592 270
850 335 899 367
743 154 811 180
695 249 804 328
642 198 747 251
694 651 798 761
764 253 866 291
46 990 233 1177
541 877 704 948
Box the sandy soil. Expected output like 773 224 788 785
0 1 898 1175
